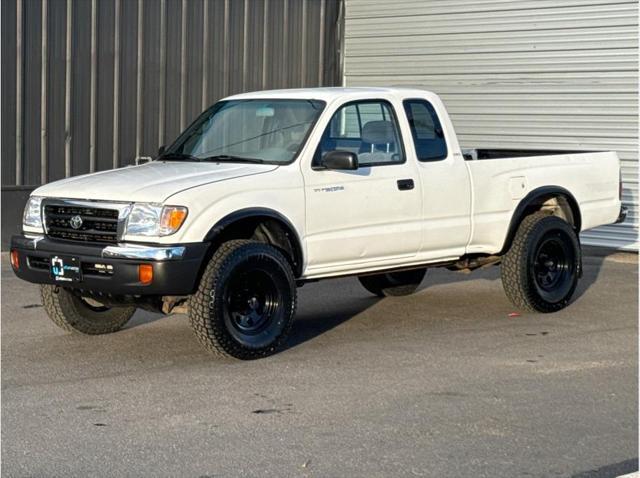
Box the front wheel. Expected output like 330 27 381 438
41 285 136 334
501 212 580 313
358 268 427 297
189 240 297 359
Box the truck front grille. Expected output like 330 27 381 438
44 204 120 244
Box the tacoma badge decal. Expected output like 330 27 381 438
313 186 345 193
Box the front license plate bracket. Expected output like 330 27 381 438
50 255 82 282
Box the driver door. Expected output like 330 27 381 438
302 99 422 276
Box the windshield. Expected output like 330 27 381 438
164 99 326 164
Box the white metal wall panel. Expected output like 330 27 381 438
344 0 638 250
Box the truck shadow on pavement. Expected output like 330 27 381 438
414 246 619 303
573 246 631 302
126 310 171 329
571 458 638 478
285 248 626 352
286 294 381 350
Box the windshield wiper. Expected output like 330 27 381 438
200 155 265 164
158 152 201 162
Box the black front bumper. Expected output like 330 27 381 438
10 235 209 296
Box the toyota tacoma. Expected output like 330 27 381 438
11 87 627 359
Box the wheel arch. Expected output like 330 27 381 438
501 186 582 255
204 208 304 277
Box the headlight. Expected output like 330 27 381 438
125 204 188 237
23 196 44 231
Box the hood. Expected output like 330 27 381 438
33 161 279 203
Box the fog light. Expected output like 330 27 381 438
138 264 153 284
10 250 19 270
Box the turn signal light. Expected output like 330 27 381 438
159 206 188 235
138 264 153 285
10 250 19 270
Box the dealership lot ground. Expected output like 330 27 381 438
2 248 638 478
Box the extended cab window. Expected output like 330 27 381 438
403 99 447 161
314 100 405 167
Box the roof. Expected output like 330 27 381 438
222 87 435 102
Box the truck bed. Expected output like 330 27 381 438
462 148 594 161
464 150 620 255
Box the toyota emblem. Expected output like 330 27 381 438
69 215 83 230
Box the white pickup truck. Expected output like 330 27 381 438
11 87 626 359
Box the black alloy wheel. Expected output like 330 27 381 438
224 266 283 345
532 232 576 303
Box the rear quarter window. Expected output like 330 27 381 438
403 99 448 161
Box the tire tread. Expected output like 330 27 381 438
501 212 580 313
41 285 135 334
188 240 297 359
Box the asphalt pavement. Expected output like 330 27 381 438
1 248 638 478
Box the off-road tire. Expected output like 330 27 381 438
41 285 136 334
189 240 297 360
501 212 580 313
358 268 427 297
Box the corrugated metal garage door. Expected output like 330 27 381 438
343 0 638 250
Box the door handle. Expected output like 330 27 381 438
397 179 414 191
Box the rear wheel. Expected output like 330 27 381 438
189 240 297 359
501 212 580 313
40 285 136 334
358 268 427 297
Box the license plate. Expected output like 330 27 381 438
50 255 82 282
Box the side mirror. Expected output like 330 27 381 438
321 150 358 171
158 145 166 157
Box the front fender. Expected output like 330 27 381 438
152 166 306 246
